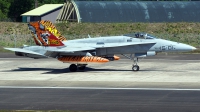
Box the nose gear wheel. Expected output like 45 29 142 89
132 65 139 71
132 57 140 71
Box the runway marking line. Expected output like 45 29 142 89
0 86 200 91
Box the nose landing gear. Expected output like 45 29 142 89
132 57 139 71
121 54 140 71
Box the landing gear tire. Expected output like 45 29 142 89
69 64 77 72
132 65 139 71
132 57 139 71
78 66 86 70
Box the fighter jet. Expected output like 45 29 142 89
4 20 196 72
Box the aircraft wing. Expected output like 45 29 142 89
4 42 156 58
4 47 47 58
47 42 155 53
48 42 155 52
44 47 96 57
58 46 96 52
98 42 156 48
48 47 96 53
44 42 156 57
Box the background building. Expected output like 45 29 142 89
21 4 63 23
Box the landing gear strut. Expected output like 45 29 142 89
69 64 87 72
78 64 87 70
132 57 139 71
121 54 140 71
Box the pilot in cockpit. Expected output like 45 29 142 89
140 34 144 38
129 33 155 39
135 33 140 38
135 33 144 39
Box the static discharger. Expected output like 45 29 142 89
58 56 109 64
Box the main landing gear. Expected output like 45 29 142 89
132 57 139 71
121 54 140 71
69 64 87 72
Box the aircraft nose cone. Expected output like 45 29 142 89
191 46 197 51
178 43 196 51
185 45 196 51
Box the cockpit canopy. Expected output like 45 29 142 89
123 33 157 39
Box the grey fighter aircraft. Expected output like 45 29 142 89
4 20 196 72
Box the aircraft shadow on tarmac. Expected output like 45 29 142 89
3 67 133 74
2 67 184 74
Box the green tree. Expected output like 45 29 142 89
8 0 34 22
0 0 12 20
37 0 64 6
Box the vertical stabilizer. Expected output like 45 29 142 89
28 20 66 46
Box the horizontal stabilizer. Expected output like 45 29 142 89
4 47 47 58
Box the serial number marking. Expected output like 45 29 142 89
159 45 175 51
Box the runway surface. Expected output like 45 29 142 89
0 53 200 111
1 87 200 111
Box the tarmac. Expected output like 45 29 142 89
0 53 200 88
1 53 200 111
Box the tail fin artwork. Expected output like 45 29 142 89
28 20 66 46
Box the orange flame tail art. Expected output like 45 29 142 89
58 56 109 64
40 20 66 42
28 20 66 46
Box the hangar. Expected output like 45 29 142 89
56 1 200 23
21 1 200 23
